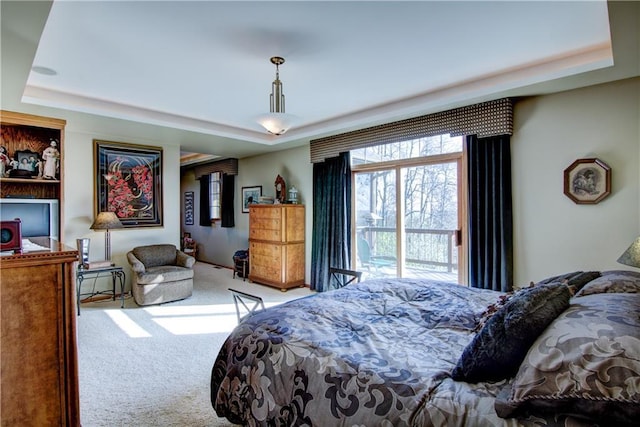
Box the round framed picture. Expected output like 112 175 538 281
563 158 611 204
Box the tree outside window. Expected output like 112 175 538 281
209 172 221 221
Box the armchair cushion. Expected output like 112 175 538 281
131 244 179 268
127 252 147 274
127 244 195 306
135 265 194 285
177 251 196 268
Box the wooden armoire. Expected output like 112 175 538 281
248 204 305 291
0 239 80 426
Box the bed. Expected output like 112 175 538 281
210 271 640 426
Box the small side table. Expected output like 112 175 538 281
76 265 126 315
232 256 248 281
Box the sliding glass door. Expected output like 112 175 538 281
352 134 464 283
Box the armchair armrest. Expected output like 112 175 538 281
176 250 196 268
127 251 147 274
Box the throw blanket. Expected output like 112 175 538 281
211 279 506 426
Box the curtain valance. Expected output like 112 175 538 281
193 158 238 178
310 98 513 163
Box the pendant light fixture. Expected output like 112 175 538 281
257 56 296 135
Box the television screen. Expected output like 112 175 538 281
0 199 58 239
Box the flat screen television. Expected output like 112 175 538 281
0 198 59 240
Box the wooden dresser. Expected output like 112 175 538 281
248 204 305 291
0 238 79 426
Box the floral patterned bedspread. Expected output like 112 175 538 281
210 279 579 427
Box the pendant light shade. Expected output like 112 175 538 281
256 112 296 136
257 56 296 135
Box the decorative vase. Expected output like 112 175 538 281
76 238 90 268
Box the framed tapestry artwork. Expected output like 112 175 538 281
563 158 611 205
184 191 194 225
94 140 163 227
242 186 262 213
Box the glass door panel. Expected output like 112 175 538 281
403 162 458 281
354 170 397 279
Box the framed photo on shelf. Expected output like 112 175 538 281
563 158 611 205
94 140 163 227
242 186 262 213
184 191 194 225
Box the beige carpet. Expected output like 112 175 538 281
77 262 314 426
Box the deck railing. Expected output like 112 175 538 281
359 227 458 273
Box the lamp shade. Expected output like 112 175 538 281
617 236 640 268
257 112 297 136
90 211 123 230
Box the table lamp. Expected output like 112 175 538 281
617 236 640 268
90 211 123 260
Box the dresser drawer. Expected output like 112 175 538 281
250 206 282 220
250 225 281 242
251 251 283 268
250 242 282 258
250 263 283 282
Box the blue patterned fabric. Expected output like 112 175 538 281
211 276 636 426
211 278 504 425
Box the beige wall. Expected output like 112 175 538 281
512 77 640 284
64 129 181 273
4 77 638 291
184 77 640 288
181 145 313 284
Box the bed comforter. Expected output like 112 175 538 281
210 279 587 426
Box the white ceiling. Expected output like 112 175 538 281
17 1 633 158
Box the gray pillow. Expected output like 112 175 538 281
575 270 640 296
535 271 583 285
534 270 601 294
495 293 640 425
451 283 570 383
563 270 601 293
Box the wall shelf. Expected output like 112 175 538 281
0 110 66 240
0 177 61 184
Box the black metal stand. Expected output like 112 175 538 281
76 265 126 315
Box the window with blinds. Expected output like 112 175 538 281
209 172 221 221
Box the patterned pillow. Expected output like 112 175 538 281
451 283 570 383
534 271 601 295
575 270 640 297
535 271 584 285
495 293 640 425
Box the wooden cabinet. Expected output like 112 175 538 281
249 204 305 291
0 110 66 241
0 238 79 426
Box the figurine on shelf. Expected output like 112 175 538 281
41 139 60 180
0 146 9 177
29 155 42 177
275 174 286 204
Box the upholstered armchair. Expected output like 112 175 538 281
127 244 195 306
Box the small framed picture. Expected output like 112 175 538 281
242 186 262 213
563 158 611 204
13 150 42 177
184 191 194 225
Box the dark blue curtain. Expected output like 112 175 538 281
221 174 235 228
467 134 513 292
199 177 210 226
311 152 352 292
